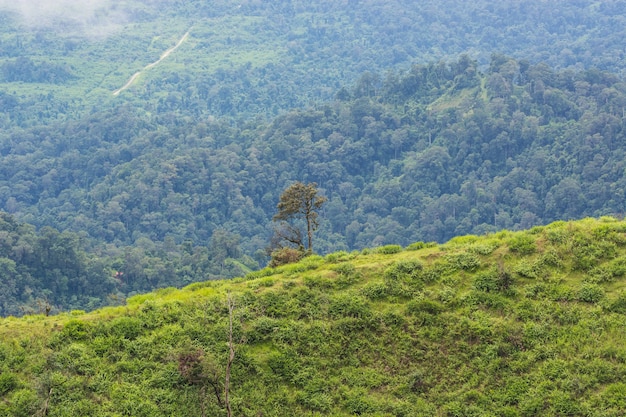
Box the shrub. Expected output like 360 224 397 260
109 316 144 340
539 249 563 268
385 260 423 280
468 240 500 255
571 235 617 271
332 262 356 276
577 283 605 303
384 260 424 296
406 241 426 251
607 291 626 314
547 284 575 302
473 270 499 292
514 259 541 279
247 277 275 289
462 290 509 310
444 252 480 271
407 299 444 315
332 263 361 289
0 372 17 395
329 294 371 319
507 234 536 255
244 267 276 280
361 282 389 300
297 254 324 271
303 275 335 290
325 250 350 263
248 316 281 342
449 234 480 245
377 244 403 254
9 389 38 417
269 247 304 267
60 320 91 342
420 261 453 283
529 225 545 234
589 256 626 283
600 383 626 409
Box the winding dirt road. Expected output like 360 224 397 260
113 30 190 96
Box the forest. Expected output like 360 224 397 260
2 54 626 313
1 0 626 312
4 1 626 415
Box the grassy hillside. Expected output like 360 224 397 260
2 217 626 416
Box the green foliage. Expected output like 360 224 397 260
571 235 618 272
406 241 426 251
444 252 480 271
377 245 403 254
60 320 92 342
406 298 444 315
606 291 626 314
0 372 17 396
108 316 144 340
329 293 372 319
383 259 424 296
244 267 276 281
507 235 536 255
577 283 605 304
324 251 351 263
272 181 327 252
360 282 389 300
468 240 501 255
1 219 626 415
6 0 626 318
8 389 38 417
331 262 356 277
513 259 543 279
269 247 304 268
473 270 502 293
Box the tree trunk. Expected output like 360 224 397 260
225 293 235 417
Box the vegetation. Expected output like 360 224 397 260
0 211 257 316
2 1 626 310
0 218 626 415
5 54 626 253
5 53 626 310
271 182 327 255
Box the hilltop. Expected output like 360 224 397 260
3 1 626 311
2 217 626 416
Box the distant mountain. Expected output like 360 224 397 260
2 1 626 308
1 217 626 416
3 56 626 257
0 0 626 127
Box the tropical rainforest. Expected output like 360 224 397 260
3 0 626 415
1 0 626 311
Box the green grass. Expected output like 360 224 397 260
2 218 626 415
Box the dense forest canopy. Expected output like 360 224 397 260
1 0 626 127
3 54 626 314
1 1 626 312
4 56 626 249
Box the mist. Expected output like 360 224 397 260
0 0 131 37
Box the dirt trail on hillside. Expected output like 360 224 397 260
113 30 190 96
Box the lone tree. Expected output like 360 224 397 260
272 182 326 256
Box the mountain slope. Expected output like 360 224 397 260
2 0 626 128
5 56 626 254
1 218 626 416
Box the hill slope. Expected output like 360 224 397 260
2 218 626 416
2 0 626 127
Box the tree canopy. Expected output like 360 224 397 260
273 181 327 253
